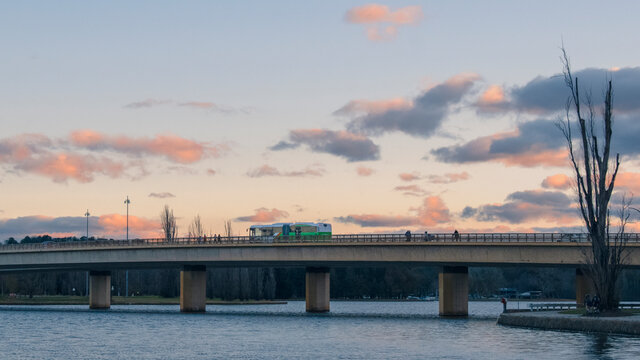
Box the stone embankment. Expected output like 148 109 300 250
498 311 640 336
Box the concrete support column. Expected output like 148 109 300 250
576 268 595 307
89 270 111 309
306 267 330 313
439 266 468 317
180 265 207 313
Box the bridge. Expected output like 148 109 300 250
2 233 639 316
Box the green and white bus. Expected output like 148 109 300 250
249 222 332 242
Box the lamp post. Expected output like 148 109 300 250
84 209 90 297
124 196 130 297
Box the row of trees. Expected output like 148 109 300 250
3 266 640 301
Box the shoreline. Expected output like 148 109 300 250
498 311 640 336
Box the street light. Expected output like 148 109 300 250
84 209 90 240
124 196 130 243
124 196 131 297
84 209 90 297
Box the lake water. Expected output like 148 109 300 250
1 301 639 359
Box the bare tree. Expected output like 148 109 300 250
223 219 233 238
558 48 628 311
160 205 177 242
188 214 205 239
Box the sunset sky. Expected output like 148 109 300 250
1 1 640 239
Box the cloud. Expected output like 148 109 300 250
432 119 568 167
343 73 481 138
206 169 217 176
541 174 572 190
70 130 228 164
271 129 380 162
335 195 450 227
124 99 251 114
236 208 289 223
246 164 325 178
148 192 175 199
333 98 412 117
345 4 423 41
0 214 160 239
463 190 576 224
124 99 171 109
16 153 125 183
426 172 470 184
335 214 417 227
0 131 226 183
394 184 427 197
475 67 640 115
399 172 421 182
616 172 640 194
356 166 374 176
475 85 508 113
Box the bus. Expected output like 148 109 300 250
249 222 332 242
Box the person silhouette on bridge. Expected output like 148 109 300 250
405 230 411 242
453 230 460 241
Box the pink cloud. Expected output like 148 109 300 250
124 99 171 109
336 195 451 228
356 166 374 176
417 196 451 226
17 153 125 183
70 130 227 164
399 172 421 181
345 4 422 24
236 208 289 223
475 85 508 113
345 4 423 41
616 172 640 194
541 174 572 190
206 169 217 176
97 214 161 238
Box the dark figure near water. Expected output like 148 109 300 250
453 230 460 241
424 231 429 241
405 230 411 242
592 295 601 312
585 294 592 312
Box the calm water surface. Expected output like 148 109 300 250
1 301 638 359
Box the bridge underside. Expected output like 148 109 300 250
1 242 636 315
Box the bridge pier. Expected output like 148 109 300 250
576 268 595 307
306 267 330 313
89 270 111 309
439 266 468 317
180 265 207 313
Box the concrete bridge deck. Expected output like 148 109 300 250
2 233 638 315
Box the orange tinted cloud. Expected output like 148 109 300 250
479 85 505 104
615 172 640 194
345 4 422 24
98 214 161 238
542 174 572 190
399 172 421 181
417 196 451 226
17 153 124 183
71 130 227 164
345 4 423 41
236 208 289 222
356 166 374 176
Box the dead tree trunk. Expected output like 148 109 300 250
558 48 627 311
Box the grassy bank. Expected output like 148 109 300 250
0 295 286 306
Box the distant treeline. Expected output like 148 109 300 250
2 236 640 300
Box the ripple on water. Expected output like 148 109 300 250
0 302 639 359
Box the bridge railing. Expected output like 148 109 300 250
1 233 640 252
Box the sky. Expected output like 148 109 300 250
1 1 640 239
